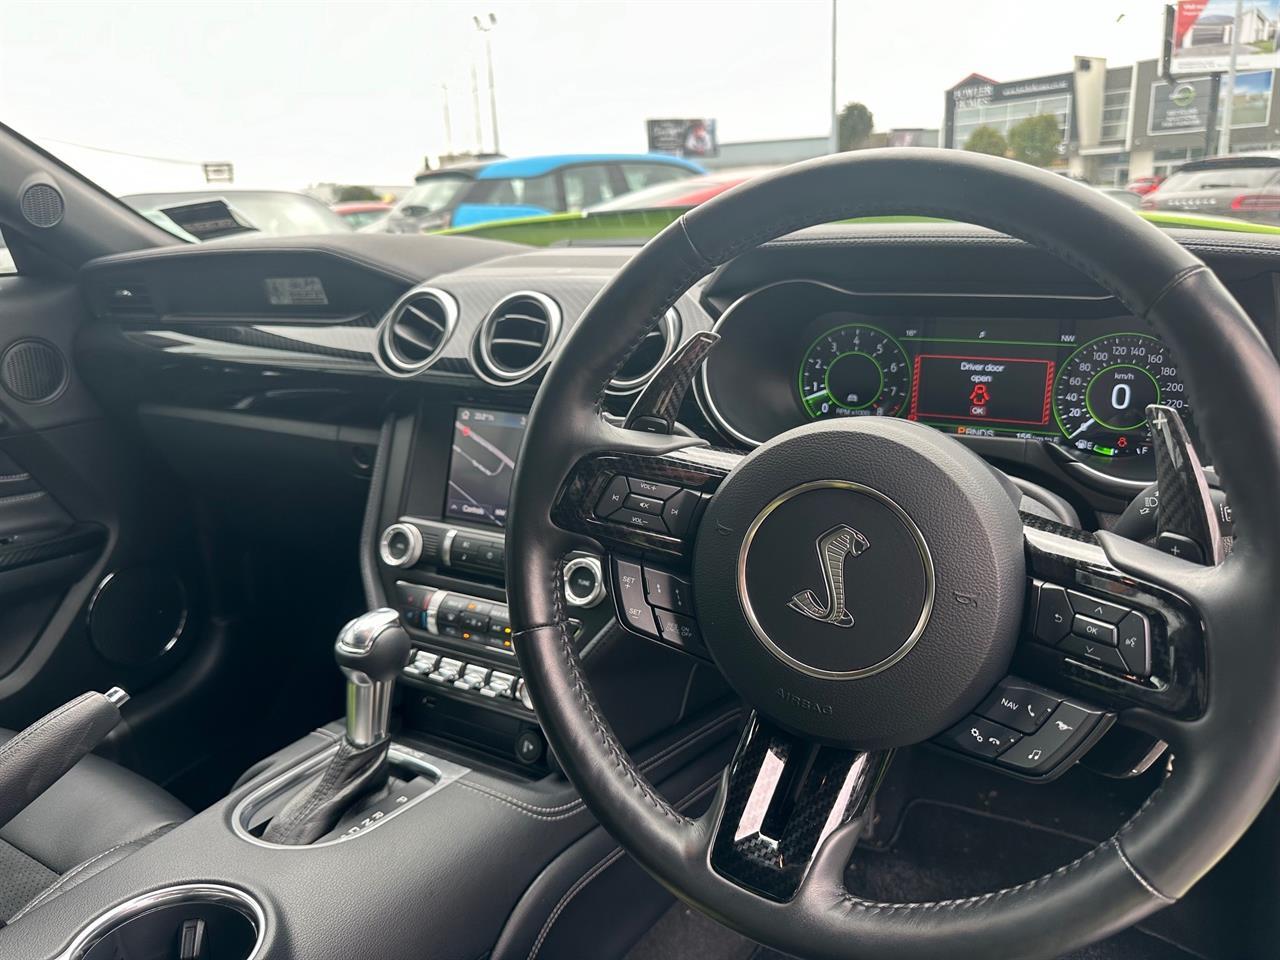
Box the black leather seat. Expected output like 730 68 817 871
0 729 190 923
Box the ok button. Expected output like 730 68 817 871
1071 614 1117 647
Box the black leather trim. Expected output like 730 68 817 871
0 726 190 874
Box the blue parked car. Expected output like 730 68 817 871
375 154 705 233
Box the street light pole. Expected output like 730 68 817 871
474 13 500 155
829 0 839 154
1218 0 1244 155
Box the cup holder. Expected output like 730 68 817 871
59 884 264 960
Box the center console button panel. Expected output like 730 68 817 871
379 519 504 579
395 581 514 655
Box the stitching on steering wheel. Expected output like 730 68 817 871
546 557 689 825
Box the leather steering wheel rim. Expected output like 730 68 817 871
505 149 1280 960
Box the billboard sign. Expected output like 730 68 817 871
1149 69 1274 134
646 119 718 159
1171 0 1280 75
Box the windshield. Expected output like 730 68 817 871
12 0 1280 246
396 177 472 214
121 192 352 242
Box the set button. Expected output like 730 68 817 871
613 557 703 655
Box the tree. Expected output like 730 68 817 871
1007 114 1062 167
337 184 379 202
837 102 875 151
964 126 1008 157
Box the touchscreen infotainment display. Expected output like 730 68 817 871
444 407 527 528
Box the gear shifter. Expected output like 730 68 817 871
335 608 411 747
263 609 410 845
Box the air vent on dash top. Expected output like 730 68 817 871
375 287 458 378
471 291 562 385
607 308 681 394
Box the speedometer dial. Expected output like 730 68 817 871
799 323 911 419
1053 333 1187 458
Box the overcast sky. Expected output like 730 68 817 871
0 0 1165 194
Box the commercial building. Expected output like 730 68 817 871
944 57 1280 186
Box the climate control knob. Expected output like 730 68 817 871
379 523 423 569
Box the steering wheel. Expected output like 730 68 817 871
505 150 1280 960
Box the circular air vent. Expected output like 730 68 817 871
19 181 64 228
375 287 458 378
607 308 681 394
472 290 562 385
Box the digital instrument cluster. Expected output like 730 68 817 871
797 321 1187 458
699 281 1194 463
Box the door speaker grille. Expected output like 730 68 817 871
1 339 68 404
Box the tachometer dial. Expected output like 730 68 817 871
1053 333 1188 458
799 323 911 419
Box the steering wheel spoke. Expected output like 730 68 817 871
703 714 891 902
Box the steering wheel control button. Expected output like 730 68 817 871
1067 590 1128 624
1034 584 1073 644
939 716 1021 759
643 567 694 615
613 559 659 637
661 489 702 537
654 609 706 656
628 477 679 500
563 556 606 608
624 493 664 515
1060 634 1129 672
997 701 1101 773
617 509 668 533
1071 614 1117 647
1116 612 1152 677
976 680 1061 734
594 475 631 519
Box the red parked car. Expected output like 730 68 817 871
1125 175 1164 196
586 168 770 211
331 200 392 229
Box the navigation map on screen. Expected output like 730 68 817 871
444 407 527 527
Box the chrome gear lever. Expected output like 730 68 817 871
335 608 411 747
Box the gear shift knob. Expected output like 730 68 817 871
335 608 411 748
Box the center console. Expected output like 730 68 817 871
370 401 623 770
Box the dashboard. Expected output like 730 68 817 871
69 224 1280 766
699 280 1194 461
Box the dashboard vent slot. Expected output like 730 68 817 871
100 279 156 320
472 291 562 385
375 287 458 378
607 308 681 394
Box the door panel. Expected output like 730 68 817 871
0 271 201 734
